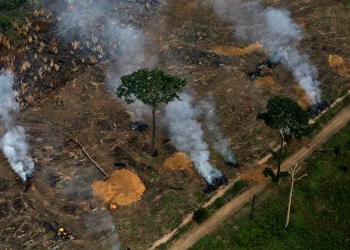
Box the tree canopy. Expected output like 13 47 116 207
257 96 310 138
116 68 187 107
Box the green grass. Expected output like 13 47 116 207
191 122 350 250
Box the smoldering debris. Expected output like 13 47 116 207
165 92 226 189
0 72 35 182
246 58 279 80
131 121 149 132
199 95 237 167
308 100 329 117
204 175 228 194
214 0 322 105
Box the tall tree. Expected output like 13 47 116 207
257 96 310 179
116 68 187 156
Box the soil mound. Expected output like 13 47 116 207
328 55 349 76
164 152 193 171
92 169 145 206
214 42 262 56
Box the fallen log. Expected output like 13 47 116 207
66 133 108 178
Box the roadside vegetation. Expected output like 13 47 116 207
190 121 350 250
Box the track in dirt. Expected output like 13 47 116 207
164 106 350 250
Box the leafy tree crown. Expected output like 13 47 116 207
116 68 187 107
257 96 310 138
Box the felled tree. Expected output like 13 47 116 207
116 68 187 156
257 96 310 180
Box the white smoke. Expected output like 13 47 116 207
214 0 321 104
0 72 34 181
165 93 222 184
200 95 236 164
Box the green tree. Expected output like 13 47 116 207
257 96 310 180
116 68 187 156
193 207 210 223
333 145 341 159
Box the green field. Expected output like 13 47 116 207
191 122 350 250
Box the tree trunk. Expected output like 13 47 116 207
249 195 256 221
285 178 294 228
151 106 157 157
277 129 285 177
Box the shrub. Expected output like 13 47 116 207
0 0 27 11
337 164 348 172
233 180 247 190
214 197 224 208
0 15 11 33
193 208 210 223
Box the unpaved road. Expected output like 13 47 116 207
166 106 350 250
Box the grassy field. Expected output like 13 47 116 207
191 122 350 250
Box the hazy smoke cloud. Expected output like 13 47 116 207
56 0 158 120
165 93 222 184
0 72 34 181
84 206 120 250
214 0 321 104
200 95 236 164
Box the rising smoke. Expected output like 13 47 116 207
214 0 321 104
0 72 34 181
200 95 236 165
165 93 223 184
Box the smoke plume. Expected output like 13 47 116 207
165 93 222 184
214 0 321 104
0 72 34 181
200 95 236 164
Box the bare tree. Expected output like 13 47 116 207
285 164 307 228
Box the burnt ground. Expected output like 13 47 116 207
0 0 350 249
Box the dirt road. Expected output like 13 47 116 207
166 106 350 250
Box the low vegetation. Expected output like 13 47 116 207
191 122 350 250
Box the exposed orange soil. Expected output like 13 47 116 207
213 42 262 56
294 85 312 108
164 152 193 171
328 55 349 76
92 169 145 206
